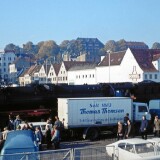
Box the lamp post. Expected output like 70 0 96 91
45 59 47 84
107 50 111 83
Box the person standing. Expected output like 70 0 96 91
154 115 160 137
8 115 14 130
35 127 42 151
14 115 22 130
45 125 52 149
125 120 133 138
117 121 123 140
123 113 129 138
140 115 148 140
2 127 9 140
51 125 60 149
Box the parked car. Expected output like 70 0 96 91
20 122 52 135
0 130 39 160
106 138 160 160
147 138 160 153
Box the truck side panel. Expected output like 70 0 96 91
58 97 132 128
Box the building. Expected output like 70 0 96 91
0 50 16 84
125 41 149 49
19 65 37 86
47 63 60 84
96 48 160 83
9 57 33 84
77 38 104 63
68 62 97 85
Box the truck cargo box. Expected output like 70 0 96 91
58 97 132 128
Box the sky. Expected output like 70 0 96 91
0 0 160 49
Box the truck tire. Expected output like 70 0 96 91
87 128 99 140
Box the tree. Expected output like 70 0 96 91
23 41 38 55
104 40 117 52
152 42 160 49
37 40 60 59
59 40 70 53
117 39 127 51
4 43 21 54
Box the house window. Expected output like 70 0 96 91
155 74 157 79
93 74 94 78
144 74 147 79
86 75 87 78
83 75 84 78
149 74 152 79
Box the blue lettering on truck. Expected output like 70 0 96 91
80 102 124 115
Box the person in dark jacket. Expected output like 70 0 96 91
35 126 42 151
8 115 14 130
140 115 148 140
123 113 129 138
45 125 52 149
125 120 134 138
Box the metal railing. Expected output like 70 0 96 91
0 146 114 160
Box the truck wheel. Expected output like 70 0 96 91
87 128 99 140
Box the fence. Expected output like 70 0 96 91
0 146 114 160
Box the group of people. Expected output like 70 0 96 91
117 113 149 140
0 115 64 151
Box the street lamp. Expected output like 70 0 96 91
107 50 111 83
45 59 48 84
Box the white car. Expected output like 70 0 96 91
147 138 160 153
20 122 52 135
106 138 160 160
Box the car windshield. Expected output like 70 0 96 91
156 142 160 152
135 143 154 154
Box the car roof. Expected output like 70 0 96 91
107 138 149 146
29 122 47 125
3 130 35 149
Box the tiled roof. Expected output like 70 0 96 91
44 64 51 75
126 41 148 47
63 61 89 71
98 51 126 66
130 48 158 72
53 64 61 76
69 62 97 71
151 49 160 61
31 65 42 76
153 54 160 61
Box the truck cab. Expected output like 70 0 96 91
133 102 151 121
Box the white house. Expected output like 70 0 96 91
0 50 16 83
19 65 36 86
96 48 160 83
47 63 60 84
68 62 97 85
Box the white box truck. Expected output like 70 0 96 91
58 97 151 140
